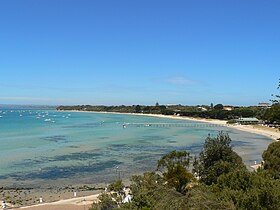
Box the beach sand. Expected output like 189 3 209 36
18 194 99 210
19 204 91 210
1 187 101 210
131 113 280 141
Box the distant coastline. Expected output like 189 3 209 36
58 109 280 141
0 104 56 109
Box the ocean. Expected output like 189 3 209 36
0 108 272 187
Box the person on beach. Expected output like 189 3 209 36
1 201 6 209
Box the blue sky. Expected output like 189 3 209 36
0 0 279 106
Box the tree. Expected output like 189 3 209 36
143 106 151 114
108 180 125 196
185 185 235 210
157 150 191 170
194 132 245 185
214 104 224 110
128 172 163 209
126 172 233 210
271 78 280 104
135 105 141 113
90 180 125 210
216 168 253 191
262 79 280 125
262 140 280 179
214 169 280 210
263 103 280 124
157 150 194 193
89 193 118 210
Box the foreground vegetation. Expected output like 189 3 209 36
90 132 280 210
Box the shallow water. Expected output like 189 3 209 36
0 109 272 187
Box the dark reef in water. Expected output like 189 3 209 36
5 160 122 180
41 135 68 143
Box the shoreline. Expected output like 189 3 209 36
1 187 102 210
18 193 100 210
136 113 280 141
61 110 280 141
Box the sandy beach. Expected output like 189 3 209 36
17 193 99 210
1 187 102 210
129 113 280 141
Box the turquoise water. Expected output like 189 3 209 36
0 109 273 187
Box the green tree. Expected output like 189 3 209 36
90 180 126 210
263 103 280 124
135 105 141 113
262 140 280 178
214 170 280 210
185 185 235 210
128 172 164 209
143 106 151 114
216 169 253 191
157 150 194 193
271 78 280 104
262 79 280 125
108 180 125 195
127 172 233 210
194 132 245 185
89 193 118 210
157 150 191 170
214 104 224 110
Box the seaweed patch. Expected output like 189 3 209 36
41 135 68 143
9 160 122 180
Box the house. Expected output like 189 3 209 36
223 106 234 111
236 117 261 125
198 106 208 111
258 103 271 108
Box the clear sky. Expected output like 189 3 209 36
0 0 279 106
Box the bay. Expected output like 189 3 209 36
0 108 272 187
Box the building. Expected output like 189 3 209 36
236 117 261 125
223 106 234 111
258 103 271 108
198 106 208 111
